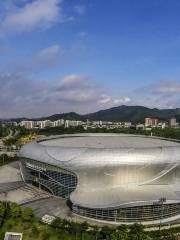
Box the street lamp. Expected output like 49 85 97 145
158 197 166 231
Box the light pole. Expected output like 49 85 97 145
158 197 166 231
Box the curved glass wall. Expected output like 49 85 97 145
21 158 77 198
72 203 180 222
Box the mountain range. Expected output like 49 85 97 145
2 106 180 124
39 105 180 124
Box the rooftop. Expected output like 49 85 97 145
39 134 180 149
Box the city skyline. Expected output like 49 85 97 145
1 0 180 118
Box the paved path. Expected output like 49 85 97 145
0 184 51 204
0 161 22 183
21 197 71 218
0 181 25 193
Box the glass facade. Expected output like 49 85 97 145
21 157 180 223
72 203 180 222
21 158 77 198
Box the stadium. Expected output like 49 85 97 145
20 133 180 225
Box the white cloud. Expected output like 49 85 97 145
1 71 180 118
148 80 180 95
137 80 180 96
53 74 103 103
3 44 64 73
0 73 131 118
56 74 89 91
52 74 131 107
99 94 131 106
38 44 61 58
134 80 180 109
0 0 63 35
36 44 64 67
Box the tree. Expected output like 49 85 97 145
111 231 128 240
51 217 63 229
31 225 39 237
62 218 70 229
128 224 152 240
117 224 128 232
79 221 89 240
22 207 33 221
129 233 152 240
10 203 21 219
129 223 145 234
3 137 17 146
158 229 176 240
101 225 113 240
91 225 100 240
69 221 80 239
111 225 129 240
0 202 5 226
41 231 50 240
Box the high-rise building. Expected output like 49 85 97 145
151 118 158 126
20 120 34 129
169 117 176 128
145 118 158 127
65 120 83 128
53 119 64 127
145 118 151 126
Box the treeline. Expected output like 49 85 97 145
3 126 33 147
51 217 151 240
37 126 180 140
151 128 180 140
50 217 180 240
0 201 180 240
37 126 149 136
37 126 85 136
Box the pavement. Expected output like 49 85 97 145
0 161 22 183
0 181 25 193
0 184 51 204
20 197 71 218
0 161 50 204
20 196 108 226
0 161 100 225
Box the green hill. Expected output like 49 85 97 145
38 106 180 124
85 106 180 123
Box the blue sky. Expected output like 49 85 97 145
0 0 180 118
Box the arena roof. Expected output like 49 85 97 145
39 134 180 149
20 134 180 168
20 134 180 209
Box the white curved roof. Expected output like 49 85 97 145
20 133 180 208
20 133 180 168
39 134 180 148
